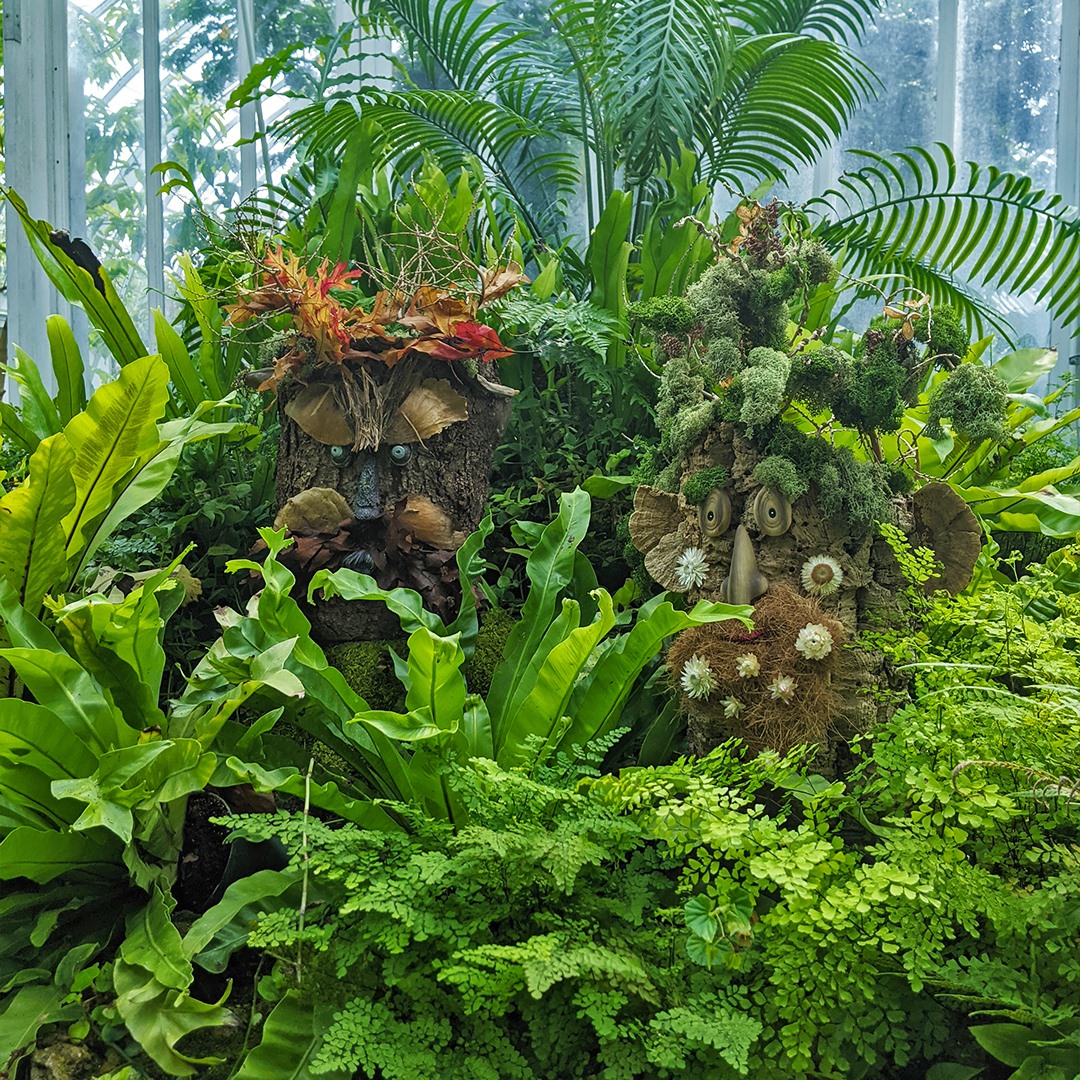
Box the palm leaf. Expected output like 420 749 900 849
808 144 1080 337
594 0 734 181
734 0 884 42
703 34 876 186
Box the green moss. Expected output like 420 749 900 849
327 640 406 711
916 305 970 363
798 241 835 287
924 364 1009 444
627 295 695 335
833 331 911 435
682 465 731 504
885 462 915 496
816 449 892 536
737 347 791 436
462 608 516 697
786 345 854 414
753 455 807 501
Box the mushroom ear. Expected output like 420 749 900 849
912 482 982 595
275 488 354 534
629 486 685 554
644 523 696 592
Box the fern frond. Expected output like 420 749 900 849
809 145 1080 335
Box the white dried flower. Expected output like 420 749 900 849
795 623 834 661
675 546 709 589
800 555 843 596
768 674 798 702
735 653 761 678
680 654 716 700
723 697 743 719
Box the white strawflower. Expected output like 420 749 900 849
680 654 716 700
800 555 843 596
735 653 761 678
723 697 743 719
795 623 834 661
675 547 709 589
768 674 798 702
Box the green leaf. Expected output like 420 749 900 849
969 1023 1041 1068
153 309 204 413
5 188 148 366
46 314 87 422
2 346 61 438
323 126 371 263
233 991 351 1080
991 348 1059 393
446 514 494 656
0 827 123 884
0 433 77 611
121 889 191 992
0 699 98 780
486 488 592 738
401 627 467 731
61 354 171 564
0 982 77 1065
498 590 616 765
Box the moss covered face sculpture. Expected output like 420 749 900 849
629 203 988 755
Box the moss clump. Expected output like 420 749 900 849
816 449 892 536
885 462 915 496
627 295 695 336
786 345 854 414
833 329 913 435
326 640 406 711
682 465 731 504
753 455 807 501
924 363 1009 444
656 355 715 459
737 347 791 436
461 607 516 697
916 305 970 363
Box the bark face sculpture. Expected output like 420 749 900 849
274 358 513 641
631 422 980 758
229 246 524 643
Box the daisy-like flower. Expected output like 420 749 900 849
735 653 761 678
680 654 717 700
675 547 709 589
800 555 843 596
795 623 834 661
768 674 798 702
723 697 743 719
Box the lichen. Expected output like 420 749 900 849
737 347 791 436
915 304 970 363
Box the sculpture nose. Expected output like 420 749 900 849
352 453 381 521
719 524 768 606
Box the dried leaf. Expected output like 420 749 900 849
883 306 906 320
394 495 463 548
274 488 354 534
383 379 469 443
901 320 915 340
479 263 529 305
284 383 354 445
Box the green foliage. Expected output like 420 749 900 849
628 295 695 336
681 465 731 505
924 362 1010 444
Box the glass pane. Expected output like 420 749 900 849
842 0 939 157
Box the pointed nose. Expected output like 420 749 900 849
720 524 768 605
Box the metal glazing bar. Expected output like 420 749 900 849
143 0 166 326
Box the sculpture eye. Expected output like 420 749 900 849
329 445 354 468
390 444 412 466
698 489 731 538
752 486 792 537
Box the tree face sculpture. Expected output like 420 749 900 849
231 247 523 642
631 422 981 756
627 205 990 757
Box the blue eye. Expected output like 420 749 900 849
329 445 353 467
390 444 411 466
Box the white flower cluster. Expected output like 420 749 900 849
794 623 834 661
768 674 798 702
735 653 760 678
680 654 716 699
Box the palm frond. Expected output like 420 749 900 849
809 145 1080 337
350 0 534 91
593 0 734 181
733 0 884 43
703 34 876 186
